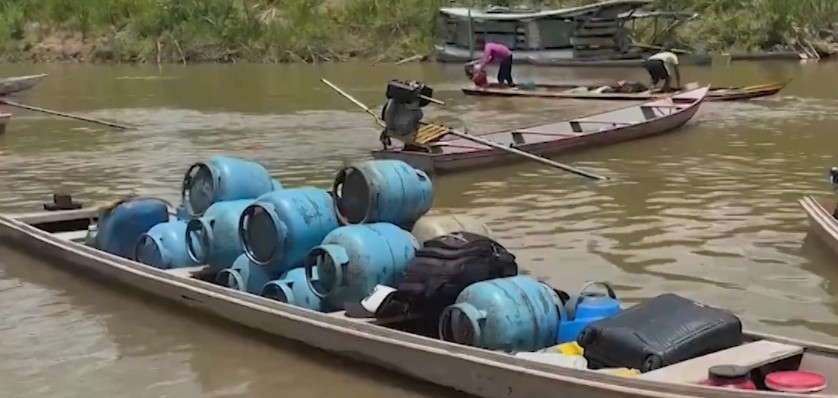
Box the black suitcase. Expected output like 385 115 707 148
577 293 743 372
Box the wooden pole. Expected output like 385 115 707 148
468 4 475 60
0 98 132 130
320 78 608 181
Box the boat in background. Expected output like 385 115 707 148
800 195 838 258
433 0 802 67
371 86 709 174
461 80 788 102
0 198 837 398
0 73 48 97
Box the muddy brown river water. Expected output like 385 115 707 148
0 60 837 397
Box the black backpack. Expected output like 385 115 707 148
374 231 519 319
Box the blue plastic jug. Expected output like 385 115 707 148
557 281 622 344
516 81 537 91
305 222 419 310
95 198 169 260
239 187 339 273
262 267 327 312
185 199 253 272
181 155 282 217
332 160 433 228
134 220 201 269
439 276 562 352
217 254 279 294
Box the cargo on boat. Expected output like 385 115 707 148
2 180 838 397
371 86 708 174
461 80 788 102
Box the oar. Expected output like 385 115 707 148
320 78 608 181
0 98 132 129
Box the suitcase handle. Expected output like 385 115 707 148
565 281 617 321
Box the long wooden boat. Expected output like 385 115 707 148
0 113 9 135
2 205 838 397
461 80 787 102
800 195 838 257
372 86 709 174
0 73 48 96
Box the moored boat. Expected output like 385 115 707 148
2 188 838 397
461 80 788 102
800 195 838 258
0 73 48 97
371 86 709 174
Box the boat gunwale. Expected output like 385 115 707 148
800 195 838 256
1 208 837 398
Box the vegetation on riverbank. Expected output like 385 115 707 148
0 0 834 63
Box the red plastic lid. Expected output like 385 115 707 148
765 371 827 393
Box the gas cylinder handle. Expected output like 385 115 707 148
565 281 617 321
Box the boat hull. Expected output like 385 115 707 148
372 88 707 174
0 73 47 97
460 80 787 102
800 195 838 258
2 208 838 398
0 113 9 135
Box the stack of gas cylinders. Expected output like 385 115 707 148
84 155 498 313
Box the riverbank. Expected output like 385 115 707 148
0 0 835 64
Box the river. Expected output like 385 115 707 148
0 60 837 397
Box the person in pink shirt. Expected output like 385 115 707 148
473 39 514 87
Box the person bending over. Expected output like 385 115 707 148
473 39 514 87
643 50 681 93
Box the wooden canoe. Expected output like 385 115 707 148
3 206 838 397
461 80 787 102
371 86 709 175
0 73 48 97
0 113 9 135
800 195 838 258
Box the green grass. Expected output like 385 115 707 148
0 0 833 63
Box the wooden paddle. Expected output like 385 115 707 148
0 97 132 130
320 78 608 181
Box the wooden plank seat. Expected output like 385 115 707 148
510 131 583 145
570 120 634 133
637 340 805 384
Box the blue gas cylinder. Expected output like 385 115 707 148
239 187 339 272
181 155 282 217
134 220 201 269
305 222 419 310
216 254 280 294
557 281 622 344
174 204 191 221
262 267 327 312
439 276 562 352
185 199 253 272
95 197 170 260
332 160 433 228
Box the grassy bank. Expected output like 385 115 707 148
0 0 834 63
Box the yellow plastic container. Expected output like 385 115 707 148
543 342 584 356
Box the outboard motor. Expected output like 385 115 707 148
379 80 434 149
